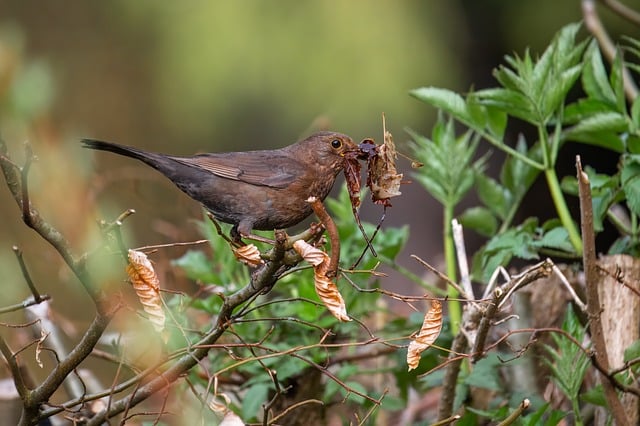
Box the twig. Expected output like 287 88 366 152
266 399 324 425
410 255 471 300
599 0 640 26
12 246 45 303
452 219 473 298
84 230 293 425
577 155 629 426
436 332 467 420
308 196 340 278
496 398 530 426
135 239 210 252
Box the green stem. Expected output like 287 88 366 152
473 127 545 170
545 168 583 255
443 204 461 335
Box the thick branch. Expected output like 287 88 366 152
577 156 629 426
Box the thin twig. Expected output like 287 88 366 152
600 0 640 26
12 246 45 302
410 255 471 300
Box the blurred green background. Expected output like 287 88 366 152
0 1 592 315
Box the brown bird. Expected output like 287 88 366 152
82 132 359 240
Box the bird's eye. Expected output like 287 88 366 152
331 139 342 149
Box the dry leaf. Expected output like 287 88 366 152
208 393 244 425
407 300 443 371
313 269 350 322
233 243 264 266
126 249 166 333
293 240 350 322
293 239 329 267
367 116 403 206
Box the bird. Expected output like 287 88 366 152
82 132 360 241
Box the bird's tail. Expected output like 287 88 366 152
81 139 158 164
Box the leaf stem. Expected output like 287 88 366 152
545 168 584 255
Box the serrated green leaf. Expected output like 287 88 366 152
541 64 581 121
493 64 526 93
566 111 628 134
458 207 498 237
476 174 510 220
621 155 640 216
538 227 574 252
500 135 541 197
410 87 470 122
475 87 535 124
409 118 482 208
565 130 626 152
564 98 620 124
610 50 626 113
583 40 617 106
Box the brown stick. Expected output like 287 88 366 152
577 155 629 426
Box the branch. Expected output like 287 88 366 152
0 139 108 309
577 155 630 426
84 230 292 425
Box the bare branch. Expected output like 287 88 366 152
577 155 630 426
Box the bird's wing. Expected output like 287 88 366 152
171 151 306 189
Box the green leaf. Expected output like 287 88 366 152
537 226 574 253
464 353 502 391
621 155 640 216
565 111 628 134
171 250 216 283
500 135 541 198
632 93 640 131
581 384 607 407
583 40 617 106
476 174 511 220
623 339 640 363
410 87 470 122
458 207 498 237
409 117 482 209
242 383 269 420
543 305 590 401
475 87 534 124
610 50 626 113
564 98 620 124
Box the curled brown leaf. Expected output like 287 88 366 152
126 249 165 333
407 300 443 371
293 240 350 322
366 116 403 206
233 243 264 267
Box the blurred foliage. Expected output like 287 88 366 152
111 1 463 146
